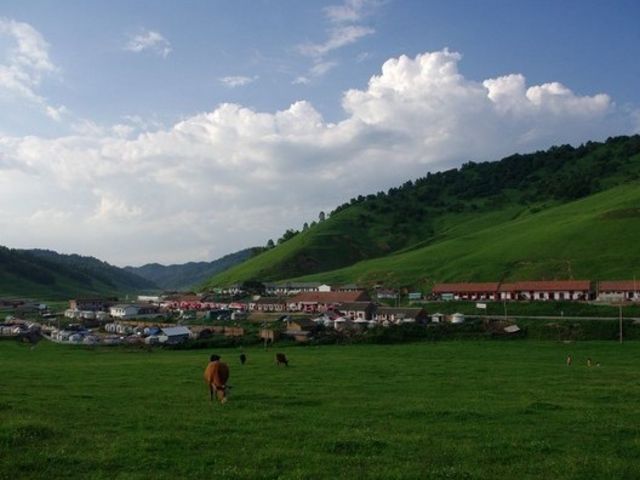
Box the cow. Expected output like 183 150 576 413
204 354 230 403
239 353 247 365
16 331 42 347
275 352 289 367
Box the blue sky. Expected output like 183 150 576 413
3 0 639 131
0 0 638 265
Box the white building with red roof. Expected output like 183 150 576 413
597 281 640 302
499 281 592 301
287 291 371 313
432 283 500 301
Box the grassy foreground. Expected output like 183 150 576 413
1 340 640 479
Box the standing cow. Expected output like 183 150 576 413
204 354 230 403
275 353 289 367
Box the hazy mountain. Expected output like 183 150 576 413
125 248 257 290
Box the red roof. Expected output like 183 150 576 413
499 281 591 292
288 291 370 304
432 283 499 294
599 281 640 292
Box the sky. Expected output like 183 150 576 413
0 0 639 266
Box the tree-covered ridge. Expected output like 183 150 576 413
29 249 157 290
0 247 157 298
331 135 640 217
204 135 640 288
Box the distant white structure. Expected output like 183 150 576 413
450 313 465 324
138 295 161 303
109 304 162 319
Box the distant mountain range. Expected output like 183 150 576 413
203 135 640 290
0 248 158 299
124 248 257 290
0 246 258 299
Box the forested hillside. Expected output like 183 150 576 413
204 135 640 288
295 183 640 288
0 247 157 299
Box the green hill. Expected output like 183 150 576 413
125 247 257 290
294 183 640 288
203 135 640 289
0 248 158 299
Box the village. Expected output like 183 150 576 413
2 279 639 347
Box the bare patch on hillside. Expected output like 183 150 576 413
600 208 640 220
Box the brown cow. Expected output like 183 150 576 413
204 354 230 403
275 352 289 367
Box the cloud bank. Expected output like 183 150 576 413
0 49 633 265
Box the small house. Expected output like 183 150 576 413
159 326 191 344
337 302 376 320
287 291 371 313
376 289 397 300
69 297 117 312
284 318 316 341
374 307 428 324
251 297 287 312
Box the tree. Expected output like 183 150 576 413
319 211 326 222
278 229 299 244
266 239 275 248
241 280 265 295
303 222 309 231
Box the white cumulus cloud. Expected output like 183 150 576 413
0 49 633 265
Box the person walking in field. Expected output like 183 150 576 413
587 357 592 368
566 354 572 366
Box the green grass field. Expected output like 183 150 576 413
2 340 640 479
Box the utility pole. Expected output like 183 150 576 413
619 303 623 344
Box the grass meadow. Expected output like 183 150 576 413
2 339 640 479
